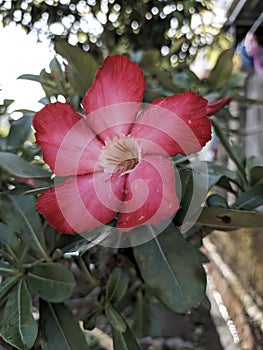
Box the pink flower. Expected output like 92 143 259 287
33 55 230 234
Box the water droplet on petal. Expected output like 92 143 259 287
139 215 145 221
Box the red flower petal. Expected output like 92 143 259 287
82 55 145 141
36 172 126 234
117 155 179 230
206 96 232 116
131 91 212 156
33 102 103 176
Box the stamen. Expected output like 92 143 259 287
99 137 141 174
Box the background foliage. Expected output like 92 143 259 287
0 0 228 62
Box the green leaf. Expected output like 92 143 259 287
206 194 229 208
133 224 206 313
0 193 49 261
173 168 193 225
173 164 209 232
39 301 88 350
26 262 76 303
250 166 263 186
207 49 233 90
196 207 263 229
0 261 15 276
83 309 100 331
206 162 238 189
7 113 33 149
0 279 38 350
212 119 247 188
55 41 99 97
232 185 263 210
19 69 65 99
106 267 129 304
0 151 51 178
0 276 19 300
111 322 142 350
105 303 127 333
132 290 157 338
0 222 19 250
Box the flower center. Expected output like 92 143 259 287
99 137 141 174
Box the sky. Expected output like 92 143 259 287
0 23 54 113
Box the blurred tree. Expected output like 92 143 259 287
0 0 225 62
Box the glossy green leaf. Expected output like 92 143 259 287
0 279 38 350
26 262 76 302
39 301 88 350
111 322 142 350
0 151 51 178
0 193 49 261
133 224 206 313
233 184 263 210
7 113 33 149
197 207 263 229
55 41 99 97
106 267 129 304
105 303 127 333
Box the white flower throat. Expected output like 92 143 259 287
99 136 141 174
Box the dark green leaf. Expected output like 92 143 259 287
212 119 247 188
206 194 229 208
0 261 15 276
233 185 263 210
26 262 76 302
106 267 129 304
173 168 193 225
250 166 263 186
0 222 19 250
133 224 206 313
83 309 100 331
0 276 19 300
111 322 142 350
246 156 262 175
0 279 38 350
197 207 263 229
174 164 209 232
0 151 51 178
0 193 49 261
39 301 88 350
105 303 127 333
206 162 237 189
7 113 33 149
132 290 157 338
55 41 99 97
